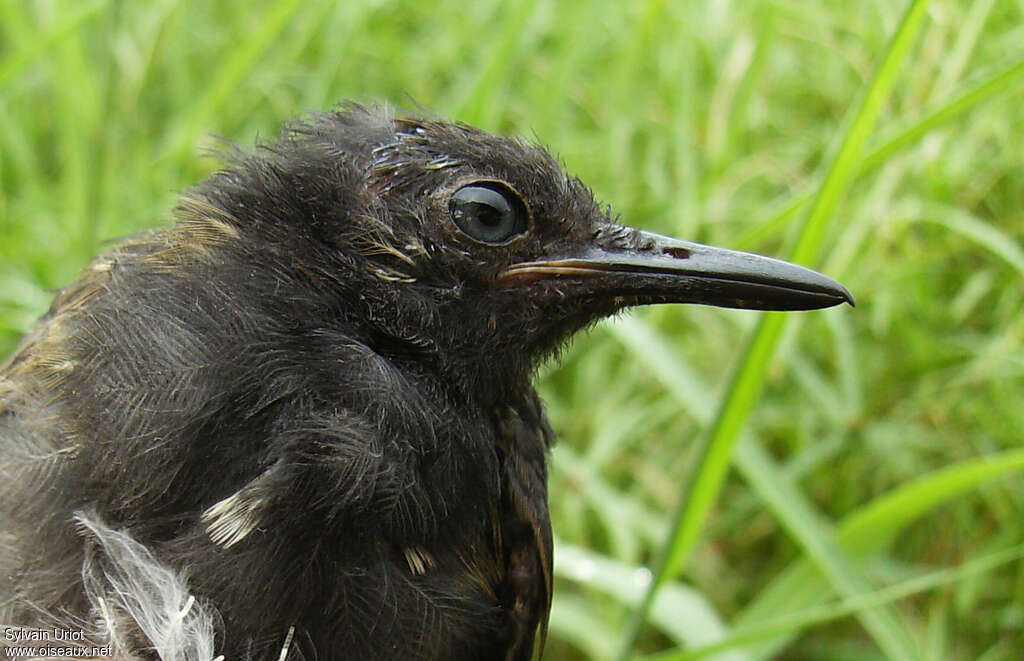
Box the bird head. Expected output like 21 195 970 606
185 106 851 400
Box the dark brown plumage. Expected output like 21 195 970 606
0 105 851 661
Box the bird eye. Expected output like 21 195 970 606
448 183 527 244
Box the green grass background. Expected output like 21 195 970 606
3 1 1023 659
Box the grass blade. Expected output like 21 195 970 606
643 543 1024 661
731 447 1024 658
616 1 932 658
600 303 1024 658
555 541 752 660
158 0 306 162
737 53 1024 252
0 0 107 89
860 56 1024 173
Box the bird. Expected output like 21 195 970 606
0 104 852 661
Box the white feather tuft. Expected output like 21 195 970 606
75 512 222 661
202 489 266 548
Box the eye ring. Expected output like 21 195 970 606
448 181 528 245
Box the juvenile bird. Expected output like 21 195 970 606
0 106 852 661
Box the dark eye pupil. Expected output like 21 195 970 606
474 204 503 228
449 183 526 244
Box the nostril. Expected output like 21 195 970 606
661 246 691 259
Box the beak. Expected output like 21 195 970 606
499 228 854 311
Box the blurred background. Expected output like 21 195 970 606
2 1 1023 659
